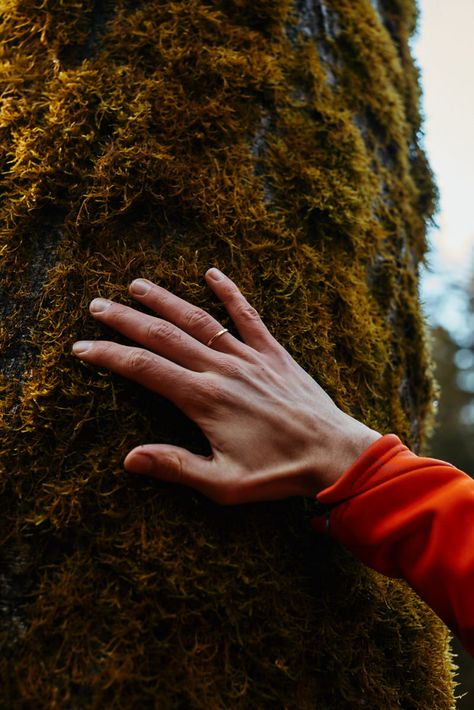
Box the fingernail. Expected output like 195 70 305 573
207 267 224 281
125 453 153 474
72 340 93 355
130 279 152 295
90 298 112 313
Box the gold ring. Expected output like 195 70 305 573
206 328 229 348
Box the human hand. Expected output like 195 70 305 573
72 268 381 504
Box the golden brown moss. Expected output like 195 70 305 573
0 0 455 707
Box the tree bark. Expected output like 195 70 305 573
0 0 455 707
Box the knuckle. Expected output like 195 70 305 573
205 380 230 406
181 380 210 410
127 348 152 371
163 452 183 480
235 302 261 322
146 319 175 341
270 344 294 366
196 374 230 408
100 342 117 358
216 357 245 380
109 306 128 327
182 306 210 332
220 284 237 301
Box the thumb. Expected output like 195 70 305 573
124 444 215 494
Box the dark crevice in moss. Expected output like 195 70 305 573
0 538 34 651
0 226 62 382
56 0 118 67
249 107 278 207
290 0 339 86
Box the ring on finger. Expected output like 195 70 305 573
206 328 229 348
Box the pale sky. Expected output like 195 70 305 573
411 0 474 336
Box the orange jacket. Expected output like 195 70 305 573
311 434 474 656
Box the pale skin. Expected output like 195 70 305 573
72 267 381 505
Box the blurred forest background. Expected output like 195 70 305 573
424 268 474 709
426 269 474 476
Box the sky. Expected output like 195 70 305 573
410 0 474 339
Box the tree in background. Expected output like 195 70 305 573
0 0 456 707
425 246 474 473
428 324 474 474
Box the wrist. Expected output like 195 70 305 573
314 414 382 494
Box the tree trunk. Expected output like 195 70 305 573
0 0 455 707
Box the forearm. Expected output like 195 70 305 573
311 434 474 656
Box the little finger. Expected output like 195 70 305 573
205 268 277 354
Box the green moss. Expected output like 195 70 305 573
0 0 455 707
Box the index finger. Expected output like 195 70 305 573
72 339 206 418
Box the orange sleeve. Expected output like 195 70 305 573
311 434 474 656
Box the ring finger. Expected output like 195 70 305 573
127 278 249 358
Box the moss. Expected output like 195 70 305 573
0 0 455 707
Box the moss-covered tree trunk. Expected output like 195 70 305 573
0 0 455 707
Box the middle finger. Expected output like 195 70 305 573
89 298 224 372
